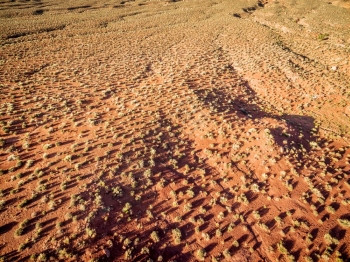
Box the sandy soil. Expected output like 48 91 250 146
1 0 350 261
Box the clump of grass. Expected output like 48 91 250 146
124 248 133 259
0 200 6 210
15 227 24 236
253 210 260 220
184 202 192 212
18 241 28 252
86 227 96 238
202 232 210 241
199 205 206 214
326 205 336 214
57 248 73 259
258 222 270 232
75 163 82 171
15 219 29 236
196 248 206 261
227 222 235 232
318 33 329 41
37 253 47 261
112 186 123 197
122 202 132 215
43 144 52 150
174 216 182 223
18 199 30 208
217 211 225 220
0 138 5 148
64 155 73 162
48 200 57 210
304 256 313 262
324 233 339 245
187 188 195 198
26 159 34 168
141 247 149 255
337 218 350 228
150 231 160 242
70 194 78 207
172 228 182 244
223 249 231 259
277 241 288 255
237 193 249 205
60 181 67 191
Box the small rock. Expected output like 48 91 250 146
331 66 337 71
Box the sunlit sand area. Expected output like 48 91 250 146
1 0 350 261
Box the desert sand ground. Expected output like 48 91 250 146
1 0 350 261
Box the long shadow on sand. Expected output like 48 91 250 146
186 64 317 170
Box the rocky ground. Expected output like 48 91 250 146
0 0 350 261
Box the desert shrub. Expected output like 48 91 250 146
172 228 182 244
196 248 206 261
337 218 350 228
150 231 160 242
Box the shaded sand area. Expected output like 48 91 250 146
1 0 350 261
